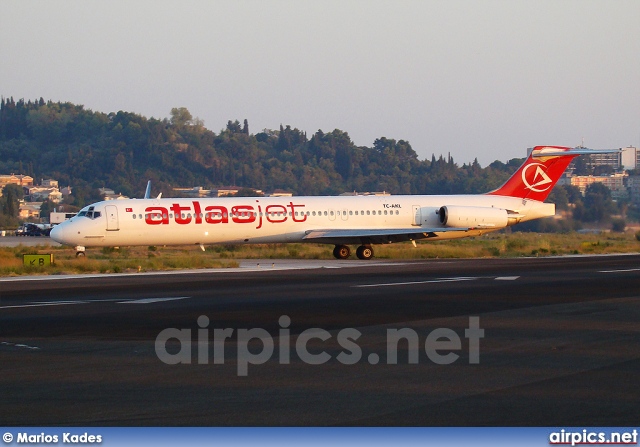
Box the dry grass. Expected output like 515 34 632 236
0 230 638 276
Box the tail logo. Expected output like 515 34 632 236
522 162 553 193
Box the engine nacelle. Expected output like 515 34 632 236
438 205 509 228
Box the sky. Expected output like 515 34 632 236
1 0 639 166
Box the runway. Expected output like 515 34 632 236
1 254 639 426
0 235 61 247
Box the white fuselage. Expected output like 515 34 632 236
50 194 555 248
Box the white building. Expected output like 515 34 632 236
621 146 637 171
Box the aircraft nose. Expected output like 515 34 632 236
50 224 66 244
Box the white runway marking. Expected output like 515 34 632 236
0 297 191 310
353 277 477 288
0 341 40 350
599 268 640 273
0 301 82 310
118 296 190 304
495 276 520 280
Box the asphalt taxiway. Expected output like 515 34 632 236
1 255 639 426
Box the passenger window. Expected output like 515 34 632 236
133 214 136 219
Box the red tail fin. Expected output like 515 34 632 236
487 146 578 201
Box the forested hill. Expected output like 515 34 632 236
0 97 525 206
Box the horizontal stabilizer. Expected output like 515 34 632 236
532 148 621 158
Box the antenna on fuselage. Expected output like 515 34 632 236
144 180 152 199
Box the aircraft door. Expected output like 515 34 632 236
329 209 336 221
341 208 349 221
106 205 119 231
411 205 422 226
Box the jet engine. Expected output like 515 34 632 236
438 205 511 228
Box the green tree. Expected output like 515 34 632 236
547 185 569 211
0 184 23 217
579 183 616 223
170 107 193 127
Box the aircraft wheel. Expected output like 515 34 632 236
356 245 374 260
333 245 351 259
75 251 86 258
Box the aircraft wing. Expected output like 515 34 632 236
302 227 469 245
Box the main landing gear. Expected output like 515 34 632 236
332 244 374 260
355 245 374 260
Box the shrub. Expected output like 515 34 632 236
611 218 626 233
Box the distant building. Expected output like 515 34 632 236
97 187 128 200
585 151 622 171
50 211 77 224
98 187 115 196
172 186 212 198
269 189 293 197
212 186 264 197
561 173 628 199
340 191 391 196
41 179 59 188
626 176 640 204
104 193 129 201
571 146 638 172
26 187 63 203
0 174 34 187
621 146 637 171
19 203 42 219
557 147 638 174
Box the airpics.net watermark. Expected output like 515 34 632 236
155 316 485 376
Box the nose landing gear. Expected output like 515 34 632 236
75 246 86 258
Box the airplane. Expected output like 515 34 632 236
50 146 618 260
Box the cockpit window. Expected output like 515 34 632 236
79 209 101 219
